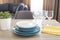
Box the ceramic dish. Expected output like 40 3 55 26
13 26 40 36
16 21 37 28
14 25 39 32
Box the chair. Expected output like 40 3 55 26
14 11 33 19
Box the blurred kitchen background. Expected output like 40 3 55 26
0 0 60 22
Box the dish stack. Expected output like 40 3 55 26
13 21 40 36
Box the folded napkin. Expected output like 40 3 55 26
41 25 60 36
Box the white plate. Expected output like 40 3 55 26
16 21 37 28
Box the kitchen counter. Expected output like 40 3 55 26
0 19 60 40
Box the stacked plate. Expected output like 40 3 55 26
13 21 40 36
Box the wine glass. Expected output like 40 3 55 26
46 11 53 20
42 10 48 20
46 11 54 25
41 10 48 26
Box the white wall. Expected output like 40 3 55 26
30 0 43 11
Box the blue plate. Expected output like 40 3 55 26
14 26 40 33
13 27 40 36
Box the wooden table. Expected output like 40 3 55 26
0 19 60 40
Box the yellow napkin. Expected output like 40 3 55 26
41 25 60 36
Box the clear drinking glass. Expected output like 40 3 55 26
32 10 48 24
33 11 41 19
42 10 48 20
32 10 48 30
32 11 43 31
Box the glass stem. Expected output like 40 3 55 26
48 18 51 25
